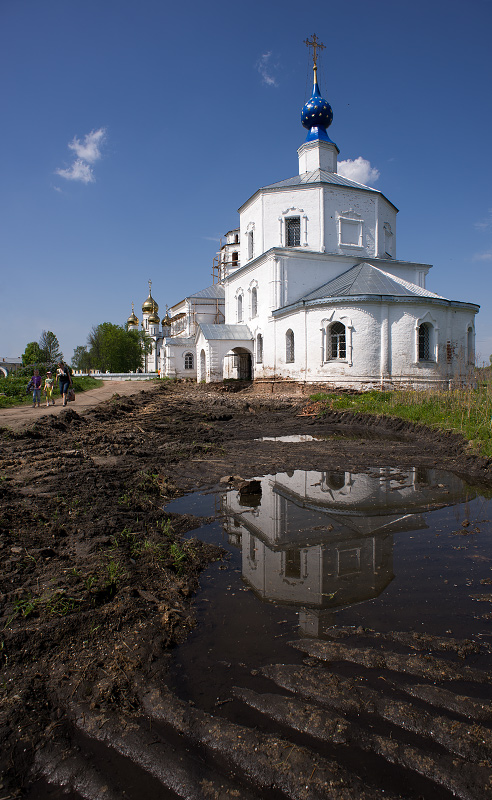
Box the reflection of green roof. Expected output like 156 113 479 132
302 263 444 301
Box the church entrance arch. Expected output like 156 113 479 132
224 347 253 381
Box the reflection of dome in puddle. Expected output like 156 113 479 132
221 468 473 628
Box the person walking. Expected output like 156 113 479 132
43 371 55 407
56 361 72 406
31 369 42 408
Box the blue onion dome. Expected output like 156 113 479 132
301 69 334 143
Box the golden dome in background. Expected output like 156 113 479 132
127 302 139 326
147 311 160 324
142 279 159 314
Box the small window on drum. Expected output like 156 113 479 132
284 549 301 579
325 471 345 490
330 322 346 359
184 352 194 370
418 323 431 361
286 217 300 247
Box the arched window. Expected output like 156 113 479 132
247 230 254 260
231 251 238 266
286 329 295 363
184 352 194 370
256 334 263 364
467 326 474 365
418 323 431 361
237 294 243 322
200 349 206 379
251 287 257 317
330 322 346 359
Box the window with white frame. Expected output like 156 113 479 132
247 230 254 260
251 286 258 318
286 329 295 363
184 352 194 370
383 222 393 258
329 322 346 359
256 333 263 363
237 293 243 323
338 211 363 248
286 216 301 247
418 323 432 361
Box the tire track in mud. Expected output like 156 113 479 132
35 628 492 800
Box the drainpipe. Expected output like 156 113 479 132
304 302 308 382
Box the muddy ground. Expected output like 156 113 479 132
1 381 492 799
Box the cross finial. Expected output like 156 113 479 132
132 302 134 313
304 33 325 68
148 279 152 294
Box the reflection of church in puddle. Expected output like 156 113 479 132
221 468 470 636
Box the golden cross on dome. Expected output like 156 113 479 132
304 33 325 68
148 279 152 294
132 302 135 312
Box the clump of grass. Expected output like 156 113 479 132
311 376 492 457
4 595 41 628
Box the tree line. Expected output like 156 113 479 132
21 324 151 374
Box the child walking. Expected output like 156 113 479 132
43 371 55 407
31 369 42 408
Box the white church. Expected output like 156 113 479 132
129 39 479 389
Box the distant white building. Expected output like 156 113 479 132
131 46 479 389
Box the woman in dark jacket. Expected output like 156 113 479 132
56 361 72 406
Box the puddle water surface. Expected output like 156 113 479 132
166 466 492 723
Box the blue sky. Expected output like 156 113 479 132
2 0 492 363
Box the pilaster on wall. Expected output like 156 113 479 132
270 257 282 311
380 305 390 379
208 344 222 382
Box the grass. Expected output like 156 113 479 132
311 376 492 458
0 375 104 408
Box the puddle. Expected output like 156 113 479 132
166 465 492 711
26 467 492 799
255 434 321 442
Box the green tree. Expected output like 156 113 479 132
71 345 92 371
85 322 149 372
39 330 62 364
22 341 44 366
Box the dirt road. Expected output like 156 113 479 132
0 380 151 431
